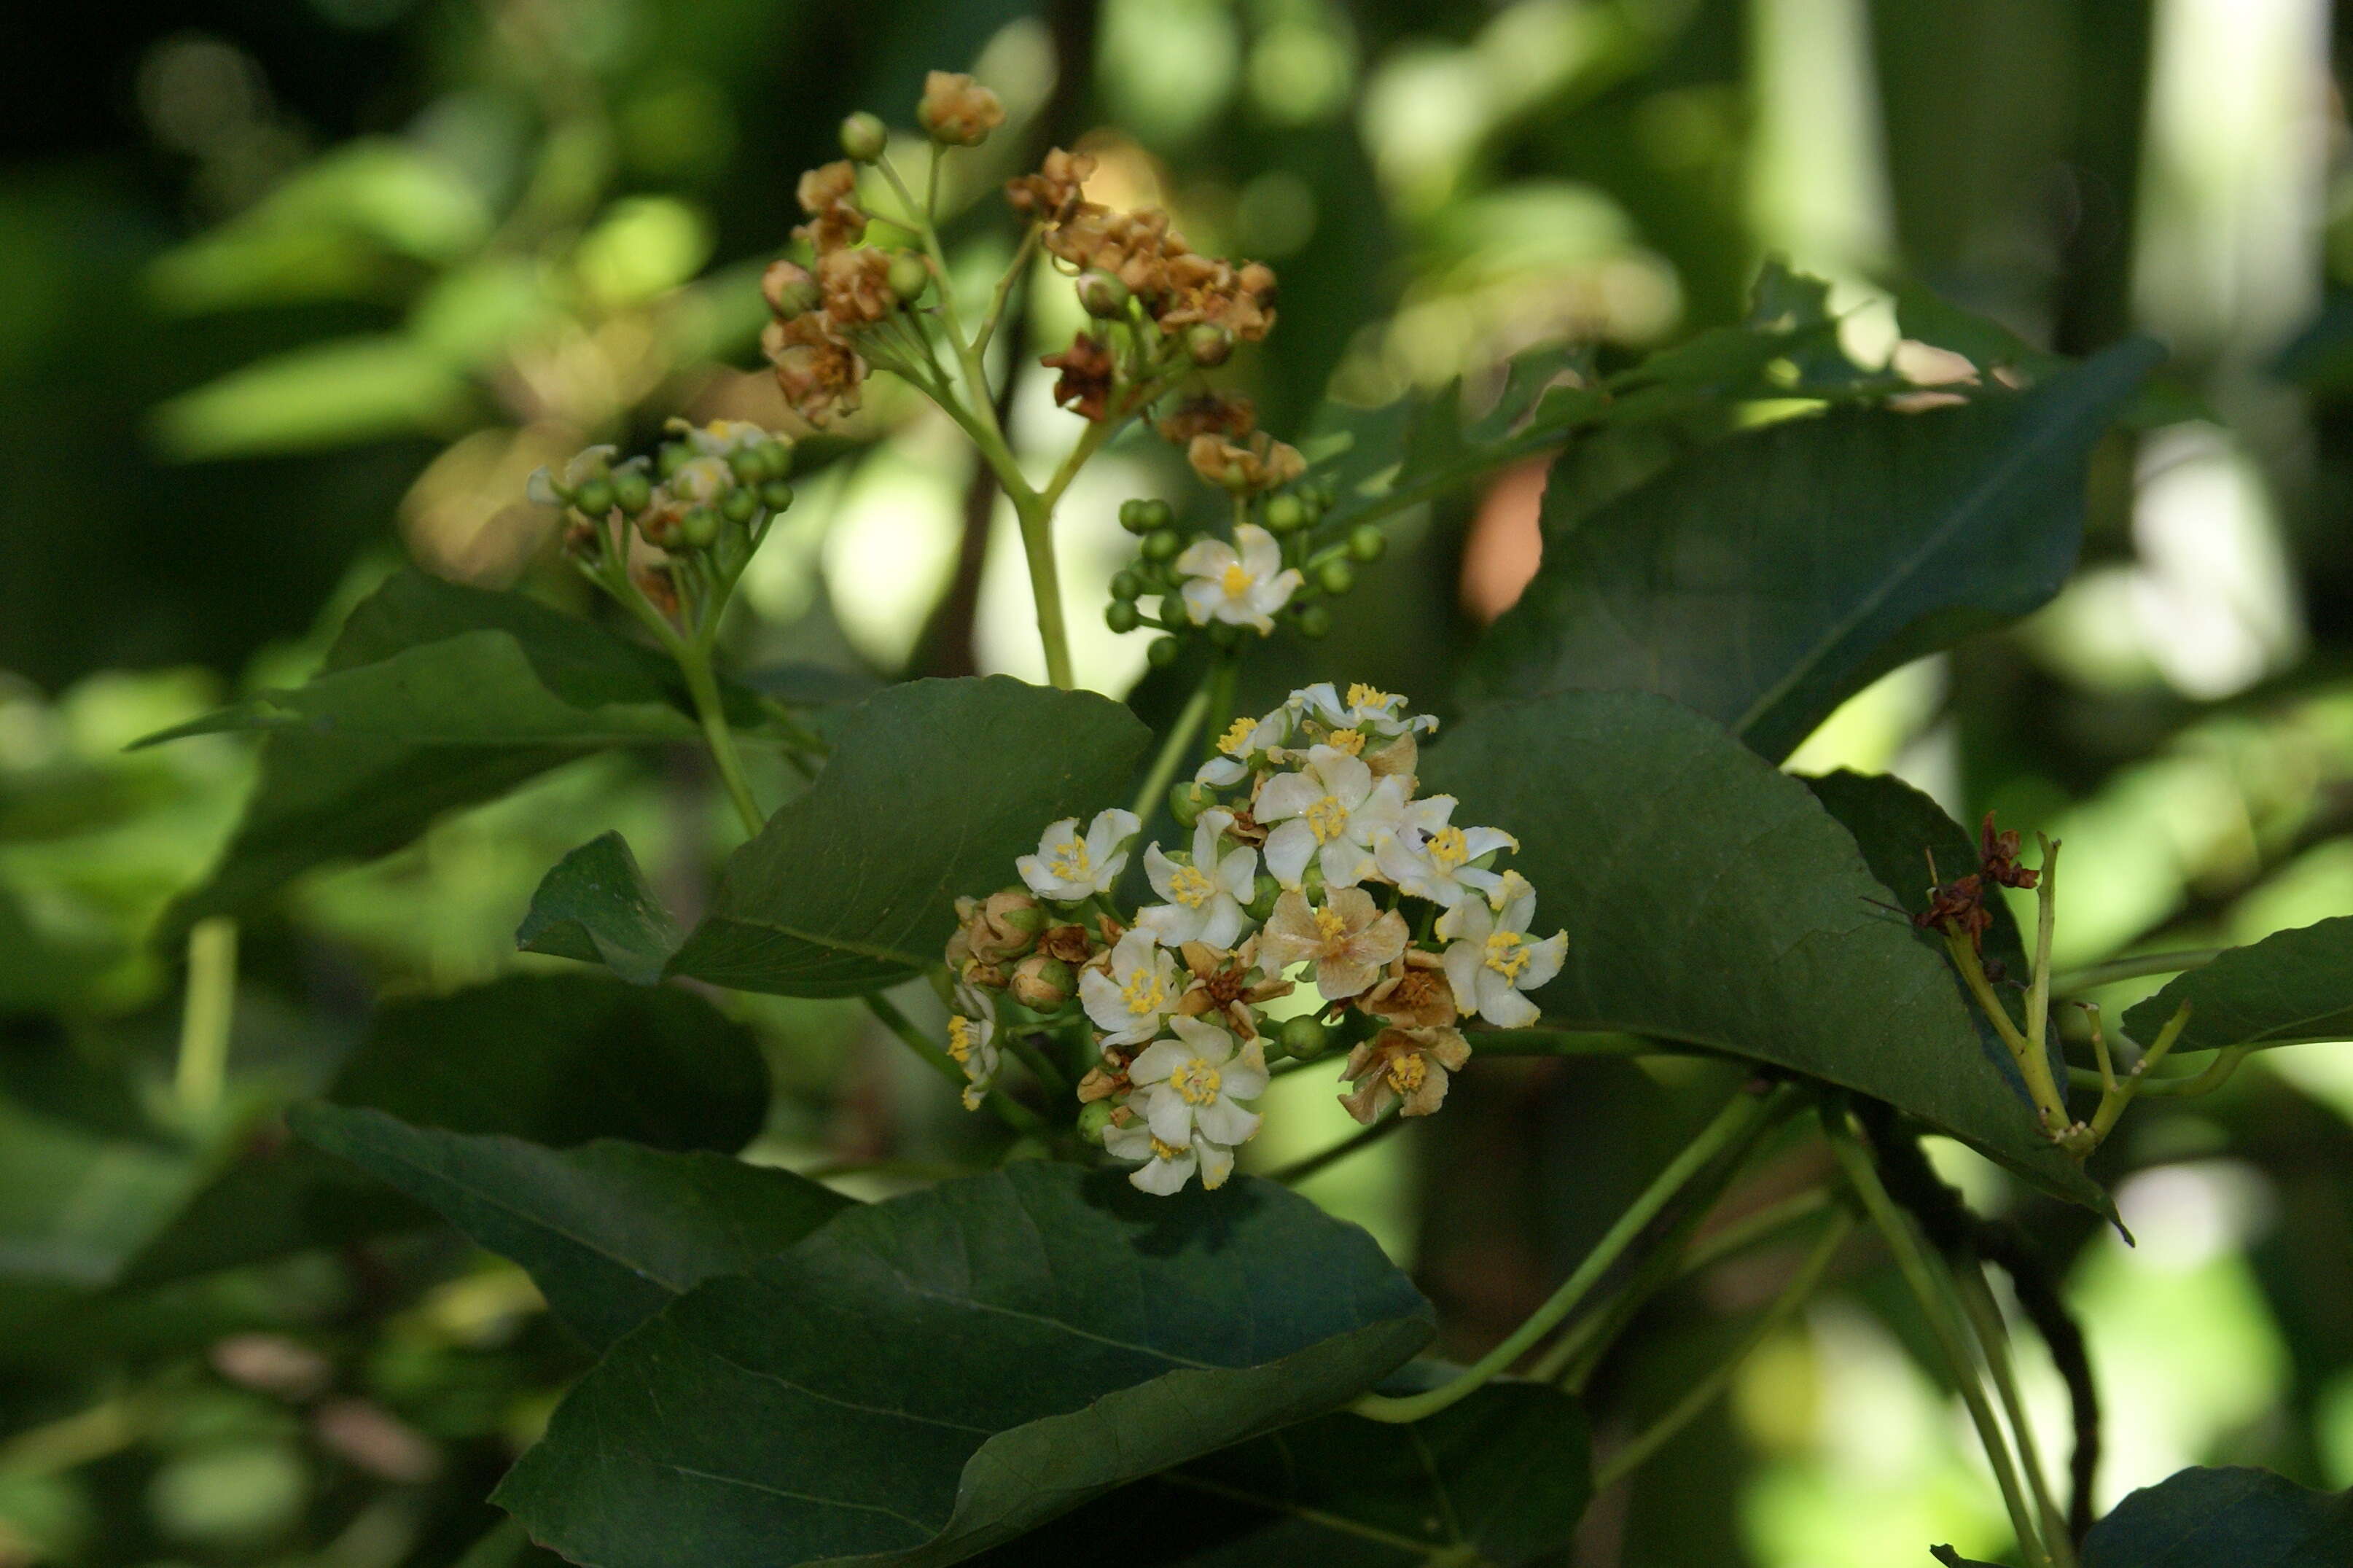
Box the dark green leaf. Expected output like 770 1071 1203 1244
290 1105 848 1349
2123 916 2353 1053
2082 1467 2353 1567
665 676 1152 996
1928 1548 2004 1567
121 975 767 1285
516 832 682 985
1421 692 2103 1209
495 1162 1434 1567
1460 339 2162 761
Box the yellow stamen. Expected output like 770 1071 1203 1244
1312 906 1349 944
1483 929 1531 981
946 1015 978 1063
1220 563 1252 596
1150 1135 1185 1161
1346 683 1392 712
1120 967 1168 1016
1326 727 1365 757
1173 1058 1224 1104
1427 826 1469 869
1384 1053 1428 1094
1304 795 1349 843
1217 717 1256 756
1168 864 1216 908
1046 838 1090 881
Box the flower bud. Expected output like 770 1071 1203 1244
1168 781 1211 828
1010 953 1075 1012
1347 524 1386 563
1262 494 1307 534
1140 528 1185 563
1314 558 1357 596
1139 499 1174 531
1077 1100 1116 1145
1185 324 1234 366
886 251 932 303
728 448 766 484
571 477 614 517
1109 569 1142 601
1300 859 1326 902
959 958 1008 990
720 487 759 524
759 479 797 511
1293 603 1332 639
612 470 653 515
1105 600 1140 633
1146 634 1182 668
957 888 1046 965
1279 1015 1330 1061
839 111 889 163
762 260 821 319
657 442 691 478
1117 499 1152 534
1246 873 1281 921
1075 269 1128 319
1158 592 1187 628
679 506 722 550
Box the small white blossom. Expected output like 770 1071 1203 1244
1018 808 1139 901
1255 746 1409 891
1375 795 1517 907
1195 706 1292 788
1080 929 1182 1048
944 990 1002 1110
1137 810 1259 950
1176 524 1304 634
664 453 734 506
1129 1015 1268 1151
1295 682 1437 743
682 418 775 457
1104 1118 1237 1195
526 445 621 507
1437 870 1566 1028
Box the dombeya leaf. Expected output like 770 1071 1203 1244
2123 916 2353 1053
494 1162 1434 1567
289 1105 848 1349
1420 693 2104 1210
1460 338 2162 761
663 676 1152 996
515 831 681 985
2082 1466 2353 1567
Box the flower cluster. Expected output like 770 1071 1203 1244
943 684 1566 1195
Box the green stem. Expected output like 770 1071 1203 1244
1131 680 1217 822
2026 837 2059 1063
2051 948 2222 994
1952 1257 2076 1565
1823 1102 2054 1568
1946 929 2069 1134
1351 1085 1787 1424
1591 1209 1854 1493
176 917 238 1118
677 642 765 838
1011 493 1077 690
1676 1187 1833 1278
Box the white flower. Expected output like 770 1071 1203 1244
1137 810 1259 949
683 418 775 457
664 453 734 506
1255 746 1410 891
1080 929 1182 1048
1195 706 1292 788
1295 682 1437 743
1017 808 1139 901
1375 795 1517 907
526 445 620 507
1176 524 1304 634
1104 1119 1237 1195
1437 870 1566 1028
1129 1015 1268 1151
944 991 1002 1110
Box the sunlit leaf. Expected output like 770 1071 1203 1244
150 335 475 460
2122 916 2353 1053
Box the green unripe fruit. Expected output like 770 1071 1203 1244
1140 528 1185 563
1279 1015 1330 1061
1186 324 1234 366
611 470 653 515
1146 634 1182 668
1075 269 1129 319
570 478 614 517
760 479 796 511
1315 558 1357 596
1139 498 1175 532
887 251 932 303
1119 498 1150 534
1104 599 1141 634
1245 873 1281 921
1347 524 1386 563
721 487 759 523
1076 1101 1116 1146
657 442 690 477
1109 569 1142 602
839 111 889 163
1293 603 1332 639
1262 494 1308 534
1169 781 1211 828
679 506 722 550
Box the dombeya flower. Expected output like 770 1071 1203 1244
1104 1118 1236 1195
1128 1015 1267 1150
1256 745 1408 890
1080 929 1181 1048
1376 795 1517 906
1436 870 1566 1028
1257 887 1408 1002
1138 809 1259 949
1018 808 1139 901
1176 524 1303 633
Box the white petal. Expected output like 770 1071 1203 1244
1221 1040 1271 1099
1435 895 1490 944
1104 1121 1155 1161
1131 1148 1195 1195
1443 941 1481 1010
1375 833 1432 891
1129 1038 1190 1085
1174 537 1241 577
1079 969 1130 1035
1089 808 1140 859
1195 757 1249 787
1463 826 1518 865
1137 902 1205 947
1480 970 1540 1028
1295 682 1341 723
526 467 559 506
1314 749 1374 808
1519 930 1568 992
1190 815 1224 865
1198 897 1246 951
1320 839 1378 890
1143 842 1182 902
1265 819 1316 887
1112 927 1158 978
1236 523 1281 578
1171 1014 1235 1061
1190 1139 1233 1190
1194 1096 1260 1145
1180 580 1223 625
1217 846 1260 900
1247 569 1302 618
1254 771 1323 824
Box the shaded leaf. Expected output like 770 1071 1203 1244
495 1162 1434 1567
2123 916 2353 1053
2082 1467 2353 1567
516 831 681 985
1461 339 2162 761
1420 692 2102 1209
150 335 475 459
663 676 1152 996
291 1105 848 1350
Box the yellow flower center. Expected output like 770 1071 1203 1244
1384 1053 1428 1094
946 1015 978 1062
1173 1057 1224 1104
1217 717 1256 756
1346 683 1392 712
1304 794 1349 843
1168 864 1216 908
1483 929 1531 981
1220 562 1252 596
1046 838 1090 881
1427 826 1469 869
1325 727 1365 756
1150 1135 1185 1161
1120 967 1168 1016
1312 906 1349 945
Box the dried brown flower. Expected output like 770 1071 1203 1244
917 71 1005 146
1359 952 1458 1029
1156 391 1258 445
1187 430 1306 494
1258 889 1408 1003
1978 812 2040 890
1339 1026 1472 1123
1041 332 1117 422
763 314 866 425
1006 147 1097 225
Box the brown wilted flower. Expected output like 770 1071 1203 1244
798 161 859 214
1978 812 2040 890
1187 431 1306 494
1156 391 1257 445
1158 253 1277 343
762 258 821 319
1039 922 1095 964
1339 1026 1472 1123
763 314 866 426
633 564 679 617
1914 871 1993 953
1173 936 1293 1039
1006 147 1096 225
917 71 1005 146
1258 888 1408 1002
1044 205 1189 302
946 889 1045 970
818 246 899 327
794 161 867 253
1077 1064 1129 1103
1041 332 1117 421
1359 951 1457 1029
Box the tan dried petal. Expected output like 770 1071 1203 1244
917 71 1006 146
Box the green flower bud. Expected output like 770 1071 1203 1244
726 449 761 484
1300 859 1326 901
612 470 653 515
1246 873 1281 921
657 442 691 478
1077 1101 1116 1146
1009 953 1075 1012
1118 499 1152 534
1140 528 1185 563
1169 781 1211 828
1314 558 1357 596
887 251 932 305
839 111 889 163
1075 269 1129 319
760 479 796 511
1146 634 1182 668
1158 592 1188 628
571 478 614 517
1347 524 1386 563
1185 324 1234 366
679 506 722 550
1279 1015 1330 1061
1298 490 1325 525
1293 603 1332 640
1262 494 1308 534
721 487 760 524
1139 498 1175 532
1109 569 1142 602
1105 599 1141 634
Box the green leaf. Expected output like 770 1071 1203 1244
2122 916 2353 1053
494 1162 1434 1567
663 676 1152 996
121 975 768 1286
290 1105 847 1350
2082 1467 2353 1567
1420 692 2103 1209
0 1097 195 1292
1460 338 2162 762
150 335 475 459
516 831 682 985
